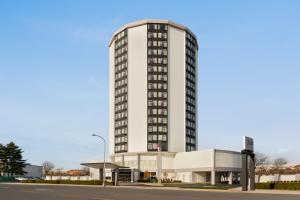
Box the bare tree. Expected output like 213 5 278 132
81 167 90 176
273 157 288 181
255 152 270 183
56 168 63 175
52 168 64 180
255 152 269 167
273 158 288 167
42 161 55 176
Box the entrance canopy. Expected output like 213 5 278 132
80 162 128 169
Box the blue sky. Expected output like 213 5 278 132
0 0 300 169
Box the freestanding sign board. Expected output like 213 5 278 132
241 136 255 191
243 136 254 152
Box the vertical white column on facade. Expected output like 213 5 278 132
137 154 140 170
183 30 186 152
122 155 125 166
114 169 119 186
228 171 233 185
211 149 216 185
127 25 148 153
157 152 162 183
109 42 115 156
131 168 134 182
211 170 216 185
168 26 186 153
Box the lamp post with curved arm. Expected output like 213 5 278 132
92 134 106 187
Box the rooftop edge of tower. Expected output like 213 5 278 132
108 19 198 48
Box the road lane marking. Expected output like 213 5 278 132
18 189 113 200
19 189 112 200
35 188 54 192
21 190 35 193
53 193 113 200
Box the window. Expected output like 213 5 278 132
148 126 153 132
163 75 167 81
163 92 167 98
163 49 167 56
158 135 162 140
153 109 157 115
152 100 157 106
162 126 167 132
163 118 167 123
162 33 167 39
163 83 167 89
163 135 167 141
163 58 167 64
153 126 157 132
159 24 165 30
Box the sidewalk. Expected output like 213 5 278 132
228 186 300 195
247 189 300 195
119 185 300 195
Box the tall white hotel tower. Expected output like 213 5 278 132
109 19 198 156
86 19 241 184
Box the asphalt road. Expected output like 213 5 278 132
0 183 299 200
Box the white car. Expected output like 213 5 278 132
15 177 29 182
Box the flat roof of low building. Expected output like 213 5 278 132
81 162 128 169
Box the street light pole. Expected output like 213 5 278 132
92 134 106 187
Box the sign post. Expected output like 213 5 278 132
241 136 255 191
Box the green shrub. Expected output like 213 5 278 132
256 183 272 189
161 178 171 183
161 178 182 183
0 176 15 182
173 180 182 183
256 182 300 190
274 182 300 190
21 179 114 186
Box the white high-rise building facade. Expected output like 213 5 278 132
109 19 197 155
96 19 242 184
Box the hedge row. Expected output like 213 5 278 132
256 182 300 190
21 180 114 186
161 178 182 183
0 176 15 182
271 181 300 183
